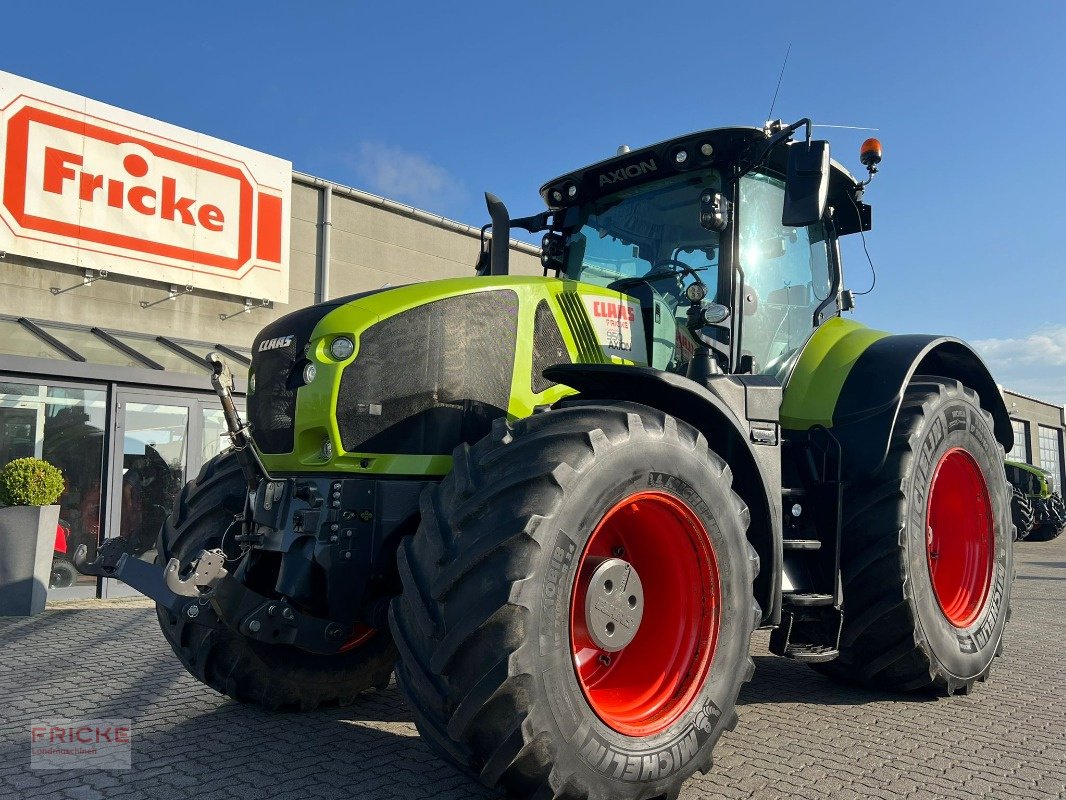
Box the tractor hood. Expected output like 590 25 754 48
246 277 645 476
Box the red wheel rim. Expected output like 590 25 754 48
338 624 376 652
925 448 994 628
569 491 720 737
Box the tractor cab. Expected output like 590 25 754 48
523 122 873 377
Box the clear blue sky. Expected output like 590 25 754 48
2 1 1064 401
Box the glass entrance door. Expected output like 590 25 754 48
104 395 191 596
103 391 244 597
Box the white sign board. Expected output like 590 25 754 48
581 294 647 363
0 71 291 302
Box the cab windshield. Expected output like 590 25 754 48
563 171 723 303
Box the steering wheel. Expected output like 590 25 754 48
609 258 708 298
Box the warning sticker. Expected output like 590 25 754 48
580 295 647 364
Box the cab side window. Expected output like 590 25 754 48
738 172 832 372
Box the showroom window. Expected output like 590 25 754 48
1038 425 1063 492
0 381 107 592
1007 419 1029 463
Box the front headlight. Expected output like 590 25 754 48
302 362 317 385
330 336 355 360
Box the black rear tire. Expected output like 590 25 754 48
155 451 396 710
1010 487 1035 541
391 403 760 800
813 377 1012 694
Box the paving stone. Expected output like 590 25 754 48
1 540 1064 799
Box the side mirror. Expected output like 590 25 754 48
782 139 829 227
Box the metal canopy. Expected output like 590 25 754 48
0 314 252 394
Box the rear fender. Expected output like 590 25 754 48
832 336 1012 479
544 363 783 627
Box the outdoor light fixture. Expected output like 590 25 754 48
686 282 707 303
302 362 317 385
674 149 688 164
330 336 355 360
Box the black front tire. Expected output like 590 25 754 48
391 403 760 800
1010 487 1035 541
155 451 396 710
814 377 1012 694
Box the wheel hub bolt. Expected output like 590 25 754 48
248 620 261 633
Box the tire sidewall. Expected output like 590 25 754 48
905 390 1011 680
518 420 753 790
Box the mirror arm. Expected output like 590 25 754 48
740 117 813 177
509 211 553 234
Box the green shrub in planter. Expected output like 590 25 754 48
0 458 65 507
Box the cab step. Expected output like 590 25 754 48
769 607 843 663
783 592 834 607
778 642 840 663
782 538 821 550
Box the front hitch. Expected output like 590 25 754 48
74 541 223 627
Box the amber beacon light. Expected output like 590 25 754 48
860 137 883 168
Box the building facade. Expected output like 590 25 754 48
0 71 539 600
1003 388 1066 492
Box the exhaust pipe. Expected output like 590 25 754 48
485 192 510 276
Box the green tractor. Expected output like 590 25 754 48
78 118 1016 800
1006 459 1065 541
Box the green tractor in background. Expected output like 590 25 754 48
1006 459 1065 540
78 118 1016 800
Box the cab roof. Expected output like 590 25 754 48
540 124 871 236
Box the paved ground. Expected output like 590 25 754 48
1 539 1064 800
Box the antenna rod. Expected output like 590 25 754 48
766 42 791 122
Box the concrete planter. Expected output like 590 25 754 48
0 505 60 616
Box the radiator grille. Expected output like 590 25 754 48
531 299 571 394
337 290 519 455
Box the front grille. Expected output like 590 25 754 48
247 339 299 454
337 290 519 455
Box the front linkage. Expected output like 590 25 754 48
75 354 400 655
